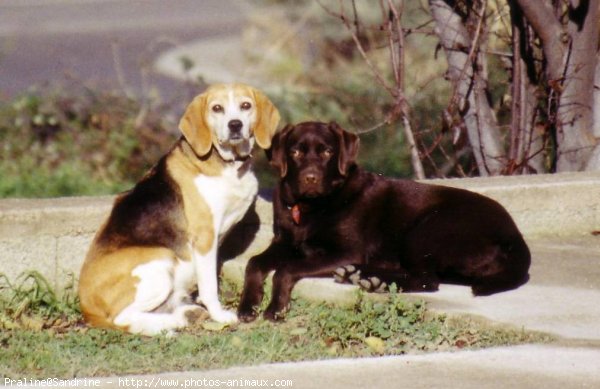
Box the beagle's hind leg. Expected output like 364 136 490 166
113 258 198 336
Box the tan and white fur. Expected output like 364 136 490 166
78 83 280 335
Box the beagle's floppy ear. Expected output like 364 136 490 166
179 92 212 157
329 122 360 176
268 124 294 177
252 89 281 149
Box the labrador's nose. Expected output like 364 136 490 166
304 173 318 185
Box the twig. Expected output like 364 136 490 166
387 0 425 179
110 41 135 101
354 119 390 134
386 0 403 87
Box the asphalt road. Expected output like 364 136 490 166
0 0 248 99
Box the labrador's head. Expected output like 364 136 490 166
269 121 360 201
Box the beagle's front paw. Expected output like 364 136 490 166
208 308 238 324
181 305 210 325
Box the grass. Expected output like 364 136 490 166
0 272 554 379
0 83 183 199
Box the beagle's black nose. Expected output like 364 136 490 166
228 119 243 135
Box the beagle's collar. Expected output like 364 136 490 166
180 139 252 175
213 147 252 166
235 155 253 177
231 153 252 163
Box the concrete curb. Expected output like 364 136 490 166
425 171 600 237
1 172 598 292
0 196 113 290
93 345 600 389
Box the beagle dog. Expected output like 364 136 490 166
78 83 280 335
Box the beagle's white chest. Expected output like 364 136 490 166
194 162 258 238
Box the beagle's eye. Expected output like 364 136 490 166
211 104 223 113
240 102 252 111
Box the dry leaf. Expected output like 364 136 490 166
364 336 385 353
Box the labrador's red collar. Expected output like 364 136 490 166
288 204 311 225
291 204 301 224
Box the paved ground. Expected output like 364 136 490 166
0 0 249 99
410 236 600 340
80 235 600 389
107 346 600 389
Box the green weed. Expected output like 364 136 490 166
0 83 181 198
0 273 554 379
0 271 81 331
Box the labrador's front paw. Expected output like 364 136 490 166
263 302 288 322
237 305 259 323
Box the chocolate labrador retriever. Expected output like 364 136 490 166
238 121 530 322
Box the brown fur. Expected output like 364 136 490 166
79 83 280 333
79 247 177 330
238 122 530 322
167 144 221 255
179 93 213 157
78 145 231 329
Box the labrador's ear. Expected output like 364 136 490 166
329 122 360 176
252 88 281 149
179 92 212 157
268 124 294 178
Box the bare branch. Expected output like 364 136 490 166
430 0 505 176
513 0 563 43
387 0 405 88
386 0 425 179
354 119 389 134
351 0 361 37
512 0 567 80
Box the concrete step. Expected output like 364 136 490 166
1 171 598 291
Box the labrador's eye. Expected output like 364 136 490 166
290 149 302 158
212 104 223 113
322 149 334 158
241 102 252 110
